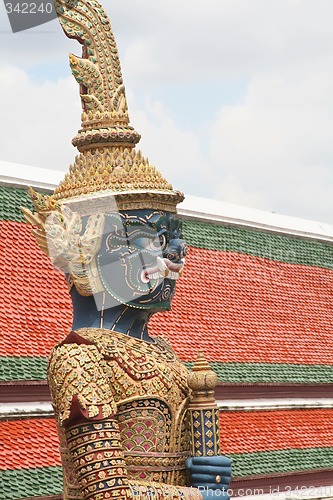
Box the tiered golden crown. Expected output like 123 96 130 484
29 0 184 215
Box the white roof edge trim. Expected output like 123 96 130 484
0 160 63 191
2 162 333 242
0 174 57 192
217 397 333 412
179 195 333 243
0 402 53 416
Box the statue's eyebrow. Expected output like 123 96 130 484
148 214 167 228
125 214 140 221
146 211 160 221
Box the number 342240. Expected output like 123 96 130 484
5 2 53 14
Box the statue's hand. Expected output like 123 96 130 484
186 456 232 499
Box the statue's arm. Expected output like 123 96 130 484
65 417 204 499
48 335 203 499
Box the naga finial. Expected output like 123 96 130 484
55 0 140 151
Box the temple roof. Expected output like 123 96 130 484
1 170 333 497
1 409 333 498
0 418 62 499
221 409 333 476
2 160 333 238
1 183 333 383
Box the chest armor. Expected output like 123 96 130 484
74 329 191 486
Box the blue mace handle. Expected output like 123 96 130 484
187 351 221 457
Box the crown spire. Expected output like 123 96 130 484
24 0 184 218
55 0 140 151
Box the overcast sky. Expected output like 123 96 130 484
1 0 333 223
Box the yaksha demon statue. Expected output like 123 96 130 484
23 1 231 498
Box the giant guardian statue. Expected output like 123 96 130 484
23 1 232 498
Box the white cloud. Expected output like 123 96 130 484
0 63 211 195
1 0 333 223
0 65 79 172
210 64 333 222
127 90 213 194
119 0 333 83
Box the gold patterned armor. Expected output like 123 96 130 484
48 329 202 499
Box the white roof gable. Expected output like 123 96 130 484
0 160 63 191
1 160 333 242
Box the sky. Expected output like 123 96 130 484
1 0 333 223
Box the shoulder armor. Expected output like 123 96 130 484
48 342 117 425
71 329 190 405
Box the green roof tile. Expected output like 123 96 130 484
0 466 62 499
2 358 333 384
185 362 333 384
230 447 333 477
2 186 333 271
0 449 331 495
0 186 33 223
183 220 333 270
0 357 48 381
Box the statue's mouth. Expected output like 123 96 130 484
141 256 184 283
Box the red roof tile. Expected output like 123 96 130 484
0 419 61 470
220 409 333 454
2 410 332 472
0 220 72 357
2 220 333 366
151 248 333 364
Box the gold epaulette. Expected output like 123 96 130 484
48 342 117 424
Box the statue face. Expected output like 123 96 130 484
96 210 188 310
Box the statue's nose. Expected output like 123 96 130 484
164 239 188 262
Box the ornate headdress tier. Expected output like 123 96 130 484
27 0 184 217
51 147 183 213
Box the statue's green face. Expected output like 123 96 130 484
96 210 188 310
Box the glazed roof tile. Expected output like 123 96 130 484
3 185 333 268
1 186 333 383
2 411 333 481
0 220 72 358
151 247 333 365
220 409 333 455
1 448 332 491
230 447 333 477
208 362 333 384
1 227 333 381
183 219 333 270
0 185 34 223
0 466 62 499
0 356 48 381
0 418 61 470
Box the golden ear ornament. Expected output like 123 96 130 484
22 192 105 296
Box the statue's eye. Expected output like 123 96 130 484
159 234 166 249
133 236 162 252
145 235 164 252
166 251 178 262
